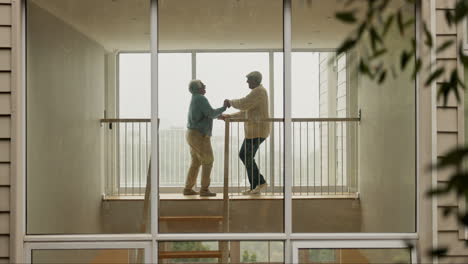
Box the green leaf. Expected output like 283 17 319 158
423 22 433 47
377 0 391 11
437 81 460 106
453 1 468 23
458 44 468 67
397 10 404 35
336 11 357 23
443 207 453 217
400 51 414 70
426 187 449 197
382 15 394 37
433 147 468 171
369 26 380 51
425 68 444 86
356 23 367 39
429 248 448 257
436 39 455 54
403 18 415 28
412 58 422 79
445 10 454 27
337 38 357 55
359 59 374 79
369 48 387 61
459 213 468 226
377 70 387 84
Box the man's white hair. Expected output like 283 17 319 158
246 71 262 84
188 79 203 94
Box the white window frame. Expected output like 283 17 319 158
462 18 468 240
17 0 422 262
24 241 152 264
292 240 417 264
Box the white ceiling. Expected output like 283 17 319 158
30 0 410 51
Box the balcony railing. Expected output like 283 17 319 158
100 117 359 197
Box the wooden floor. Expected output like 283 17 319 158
104 193 359 201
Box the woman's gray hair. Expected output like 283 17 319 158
188 79 203 94
246 71 262 84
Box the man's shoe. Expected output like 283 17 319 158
199 190 216 197
250 183 268 194
183 189 199 195
241 189 253 195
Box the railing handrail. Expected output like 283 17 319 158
100 118 151 123
226 117 360 122
100 117 361 124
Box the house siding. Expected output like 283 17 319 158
435 0 468 261
0 1 10 262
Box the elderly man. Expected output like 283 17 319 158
220 71 270 195
184 80 229 197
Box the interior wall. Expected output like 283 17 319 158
26 2 106 234
357 21 416 232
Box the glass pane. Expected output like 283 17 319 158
26 0 151 234
32 249 145 264
159 241 283 263
298 248 411 264
158 0 283 233
292 0 416 232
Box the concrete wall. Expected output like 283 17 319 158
26 3 106 234
0 1 12 262
357 9 416 232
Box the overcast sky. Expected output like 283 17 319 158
119 52 320 134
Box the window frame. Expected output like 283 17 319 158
18 0 422 262
292 240 417 264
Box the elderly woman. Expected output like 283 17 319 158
184 80 229 197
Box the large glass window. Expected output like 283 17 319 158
26 0 151 234
24 0 420 261
158 241 284 263
291 0 416 232
298 248 411 264
158 0 284 233
32 248 148 264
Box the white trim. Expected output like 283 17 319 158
150 0 158 263
24 241 152 264
24 234 153 242
11 0 27 262
292 240 417 264
415 0 421 237
290 233 418 240
284 0 292 263
430 0 439 262
156 233 287 241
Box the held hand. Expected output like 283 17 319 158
223 99 231 108
217 114 228 121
